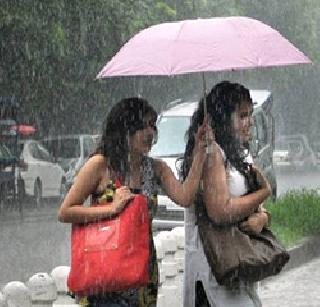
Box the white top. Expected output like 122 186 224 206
183 149 261 307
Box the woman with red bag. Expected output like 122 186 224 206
58 97 209 307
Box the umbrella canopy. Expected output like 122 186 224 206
97 16 311 78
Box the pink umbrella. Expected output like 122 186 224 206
97 16 311 78
97 16 311 151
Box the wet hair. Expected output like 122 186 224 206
182 81 258 191
95 97 157 181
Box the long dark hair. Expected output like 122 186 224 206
95 97 157 181
182 81 258 191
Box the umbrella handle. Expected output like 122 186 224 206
202 73 213 154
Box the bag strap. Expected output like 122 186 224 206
194 190 209 226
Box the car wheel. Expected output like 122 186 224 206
17 179 25 201
0 184 6 213
34 180 43 208
272 186 277 202
60 180 67 201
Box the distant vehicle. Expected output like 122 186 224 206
150 90 277 230
0 143 18 208
18 140 66 207
275 134 317 171
312 141 320 165
42 134 97 190
0 97 20 209
0 143 16 169
273 149 290 168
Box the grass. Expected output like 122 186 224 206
265 189 320 247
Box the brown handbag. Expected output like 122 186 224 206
196 195 290 286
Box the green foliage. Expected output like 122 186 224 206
0 0 319 139
266 189 320 247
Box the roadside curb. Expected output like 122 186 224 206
284 235 320 272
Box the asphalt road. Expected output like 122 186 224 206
275 167 320 196
259 257 320 306
0 201 70 288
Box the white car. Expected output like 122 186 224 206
42 134 97 190
150 90 277 230
273 149 291 168
275 134 317 171
18 140 66 206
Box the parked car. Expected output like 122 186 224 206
275 134 317 171
0 143 16 169
312 141 320 166
17 140 66 207
273 149 290 168
0 98 20 208
0 143 18 208
150 90 277 230
42 134 97 190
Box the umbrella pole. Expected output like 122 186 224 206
202 72 213 154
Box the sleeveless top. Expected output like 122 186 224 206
84 156 159 307
183 149 262 307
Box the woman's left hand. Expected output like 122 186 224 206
239 211 268 234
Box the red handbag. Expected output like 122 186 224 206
67 194 150 296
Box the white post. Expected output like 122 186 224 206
171 227 185 306
50 266 78 306
156 231 179 306
154 237 165 307
27 273 57 307
0 292 7 307
2 281 32 307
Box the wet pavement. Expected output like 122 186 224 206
275 167 320 196
0 200 70 288
259 257 320 307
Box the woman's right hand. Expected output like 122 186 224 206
111 186 135 214
193 118 215 162
239 211 268 234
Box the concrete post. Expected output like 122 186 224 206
27 273 57 307
154 237 165 306
156 231 179 306
0 292 7 307
171 226 185 304
50 266 77 305
2 281 32 307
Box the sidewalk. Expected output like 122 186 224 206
259 256 320 306
283 235 320 272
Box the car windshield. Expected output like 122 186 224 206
45 138 81 159
0 144 14 160
150 116 190 157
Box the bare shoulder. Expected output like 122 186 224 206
88 154 107 165
79 154 107 178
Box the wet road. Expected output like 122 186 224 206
275 167 320 196
259 257 320 307
0 202 70 288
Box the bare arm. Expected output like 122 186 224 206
239 203 271 233
203 144 271 225
154 150 205 207
154 122 209 207
58 155 134 224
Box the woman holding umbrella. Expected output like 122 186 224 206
58 97 209 306
182 81 272 307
